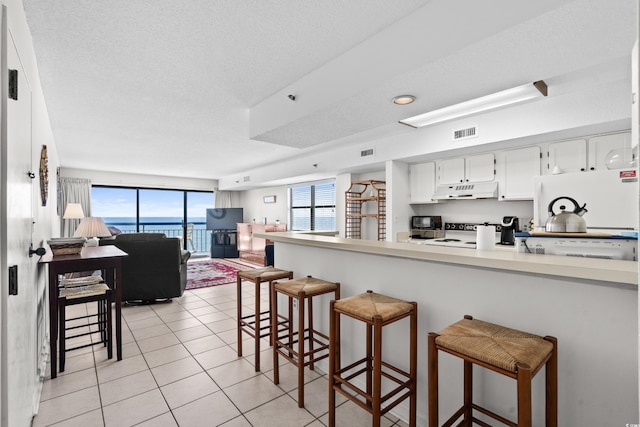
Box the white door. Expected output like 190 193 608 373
2 24 37 426
465 153 495 183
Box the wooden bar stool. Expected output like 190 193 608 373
271 275 340 408
428 315 558 427
328 290 417 427
236 267 293 371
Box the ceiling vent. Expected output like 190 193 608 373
360 147 375 158
243 176 250 182
453 126 478 141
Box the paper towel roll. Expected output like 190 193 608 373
476 225 496 251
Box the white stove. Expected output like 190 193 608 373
422 238 477 249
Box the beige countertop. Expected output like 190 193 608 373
256 231 638 287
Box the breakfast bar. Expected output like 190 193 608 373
258 231 638 426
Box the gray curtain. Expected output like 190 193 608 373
214 190 233 208
59 177 91 237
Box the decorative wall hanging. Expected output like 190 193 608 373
39 145 48 206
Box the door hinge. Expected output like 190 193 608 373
8 69 17 100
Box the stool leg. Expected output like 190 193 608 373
107 292 113 360
366 321 373 399
328 300 337 427
236 274 243 358
254 278 261 371
464 359 473 423
428 332 438 427
308 295 315 371
409 303 417 427
297 291 305 408
271 282 280 385
372 315 383 427
267 280 273 347
58 297 66 373
545 336 558 427
517 364 533 427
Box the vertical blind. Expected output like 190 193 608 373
289 181 336 231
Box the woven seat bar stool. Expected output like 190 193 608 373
271 275 340 408
328 290 417 427
428 315 558 427
58 281 113 373
236 267 293 371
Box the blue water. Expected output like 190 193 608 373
103 217 210 252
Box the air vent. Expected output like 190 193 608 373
453 126 477 141
360 147 375 158
243 176 250 182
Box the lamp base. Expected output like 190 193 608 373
85 237 99 247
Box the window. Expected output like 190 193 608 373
289 180 336 231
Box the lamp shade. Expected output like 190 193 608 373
63 203 85 219
73 217 111 238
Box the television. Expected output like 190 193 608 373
206 208 243 230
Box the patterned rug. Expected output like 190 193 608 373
185 258 254 290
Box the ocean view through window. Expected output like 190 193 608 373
91 186 214 255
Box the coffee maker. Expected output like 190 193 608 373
500 216 519 245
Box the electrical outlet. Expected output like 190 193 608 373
293 298 298 310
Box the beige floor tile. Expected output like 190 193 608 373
130 324 172 341
219 415 252 426
172 391 241 427
121 306 156 322
202 296 233 305
216 329 238 345
166 317 203 332
94 341 141 362
173 324 213 342
290 375 347 418
55 352 96 377
40 368 97 401
207 358 260 389
47 408 104 427
126 315 164 331
96 355 148 384
103 388 169 427
319 399 395 427
244 394 315 427
134 412 179 426
264 361 323 394
151 302 188 314
33 386 101 427
193 345 238 370
187 305 219 316
179 300 210 310
157 310 194 323
160 371 220 409
151 356 204 386
99 370 158 406
143 343 191 368
215 301 238 311
182 334 226 355
195 310 230 324
136 332 180 353
205 318 236 333
224 375 285 413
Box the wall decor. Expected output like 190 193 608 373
39 145 48 206
263 195 276 204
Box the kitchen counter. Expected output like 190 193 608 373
257 231 637 287
256 230 638 426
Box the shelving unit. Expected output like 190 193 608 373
345 180 386 241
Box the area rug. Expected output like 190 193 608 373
186 258 254 290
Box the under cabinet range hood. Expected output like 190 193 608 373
433 181 498 200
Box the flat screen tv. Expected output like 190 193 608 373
206 208 243 230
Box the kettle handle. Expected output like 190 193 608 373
547 196 580 217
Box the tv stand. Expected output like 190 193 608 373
210 230 238 258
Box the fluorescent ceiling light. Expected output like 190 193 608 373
399 80 547 128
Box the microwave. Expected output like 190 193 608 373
411 216 442 230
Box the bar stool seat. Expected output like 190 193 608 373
428 315 557 426
271 275 340 408
329 290 417 427
237 267 293 371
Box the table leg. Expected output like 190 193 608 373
48 267 58 379
115 261 122 360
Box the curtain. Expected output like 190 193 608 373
214 190 233 208
59 177 92 237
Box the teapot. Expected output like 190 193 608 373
545 196 588 233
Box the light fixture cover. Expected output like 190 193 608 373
63 203 85 219
73 217 111 238
400 81 547 128
393 95 415 105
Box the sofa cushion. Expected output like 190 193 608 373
116 233 166 242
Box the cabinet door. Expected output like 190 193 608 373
548 139 587 173
438 157 465 184
409 162 438 203
465 153 495 182
588 132 631 170
500 147 540 200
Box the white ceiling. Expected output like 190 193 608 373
22 0 637 187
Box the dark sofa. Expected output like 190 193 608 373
100 233 191 302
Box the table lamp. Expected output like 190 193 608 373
73 217 111 247
62 203 84 220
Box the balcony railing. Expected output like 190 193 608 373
106 221 212 255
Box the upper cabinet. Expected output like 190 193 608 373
547 139 587 173
409 162 438 204
498 146 541 201
587 133 631 171
438 153 495 185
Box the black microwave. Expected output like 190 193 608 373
411 216 442 230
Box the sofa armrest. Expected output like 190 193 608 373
181 250 191 264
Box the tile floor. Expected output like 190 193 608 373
33 264 410 427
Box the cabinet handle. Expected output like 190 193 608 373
580 168 585 171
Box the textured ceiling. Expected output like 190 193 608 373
22 0 636 185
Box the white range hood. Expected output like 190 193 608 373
433 182 498 200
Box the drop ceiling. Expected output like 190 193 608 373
22 0 636 187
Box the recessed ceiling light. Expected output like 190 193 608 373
392 95 415 105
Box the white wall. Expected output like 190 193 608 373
61 167 217 191
238 186 288 226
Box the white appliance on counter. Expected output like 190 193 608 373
533 169 638 232
515 234 637 260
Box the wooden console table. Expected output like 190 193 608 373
39 245 128 378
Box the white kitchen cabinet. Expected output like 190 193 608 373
438 154 494 184
409 162 438 204
547 139 587 173
587 132 631 170
498 146 541 200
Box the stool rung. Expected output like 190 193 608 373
66 337 107 352
442 406 466 427
472 403 517 427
